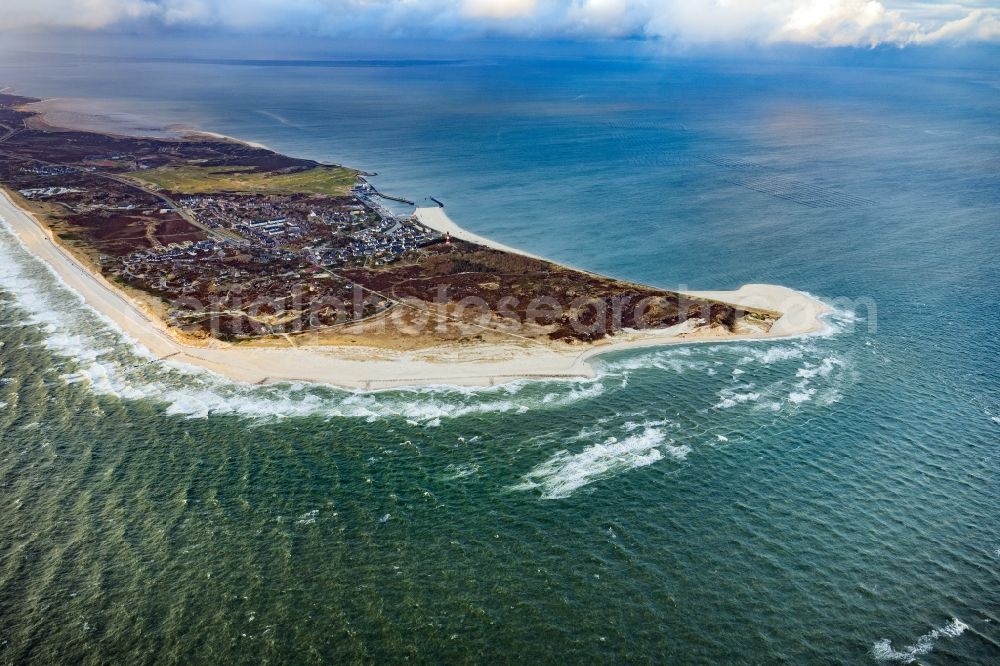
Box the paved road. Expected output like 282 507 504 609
0 122 23 144
101 172 245 245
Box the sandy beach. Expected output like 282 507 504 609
0 189 830 390
414 207 547 260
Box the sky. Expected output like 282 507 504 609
2 1 1000 48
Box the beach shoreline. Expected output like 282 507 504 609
0 188 831 390
414 207 546 260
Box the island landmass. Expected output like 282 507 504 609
0 92 829 389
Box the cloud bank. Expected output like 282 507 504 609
4 0 1000 47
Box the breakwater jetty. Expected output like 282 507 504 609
375 191 415 206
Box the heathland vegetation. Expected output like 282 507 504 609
123 164 358 196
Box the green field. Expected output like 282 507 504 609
125 164 358 196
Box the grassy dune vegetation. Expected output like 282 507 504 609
124 165 358 196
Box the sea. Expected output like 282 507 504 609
0 38 997 663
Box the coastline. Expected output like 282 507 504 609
415 206 831 339
414 207 546 260
0 188 831 390
22 97 185 139
21 98 273 149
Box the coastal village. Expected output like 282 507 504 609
104 186 443 335
0 92 453 338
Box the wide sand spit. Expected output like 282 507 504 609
1 191 830 390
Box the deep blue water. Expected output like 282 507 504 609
0 44 997 663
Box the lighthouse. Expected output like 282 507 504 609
445 231 451 246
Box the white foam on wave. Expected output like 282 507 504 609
712 347 851 411
739 346 805 365
540 380 606 405
788 357 846 405
796 357 839 379
622 417 674 432
787 388 816 404
819 301 867 338
442 462 479 480
664 443 693 459
601 345 712 375
871 618 968 663
0 218 610 421
715 383 761 410
296 509 319 525
511 426 687 499
143 372 594 422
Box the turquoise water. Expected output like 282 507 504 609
0 46 998 663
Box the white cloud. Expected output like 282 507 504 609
915 8 1000 42
2 0 999 46
565 0 644 37
776 0 918 46
463 0 538 20
641 0 998 47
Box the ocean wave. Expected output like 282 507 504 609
715 383 761 410
598 325 853 415
600 345 712 375
871 618 968 663
710 349 852 412
787 388 816 404
510 426 686 499
819 301 866 337
738 346 806 365
795 357 840 379
296 509 319 525
120 373 594 422
442 463 479 480
791 356 852 406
